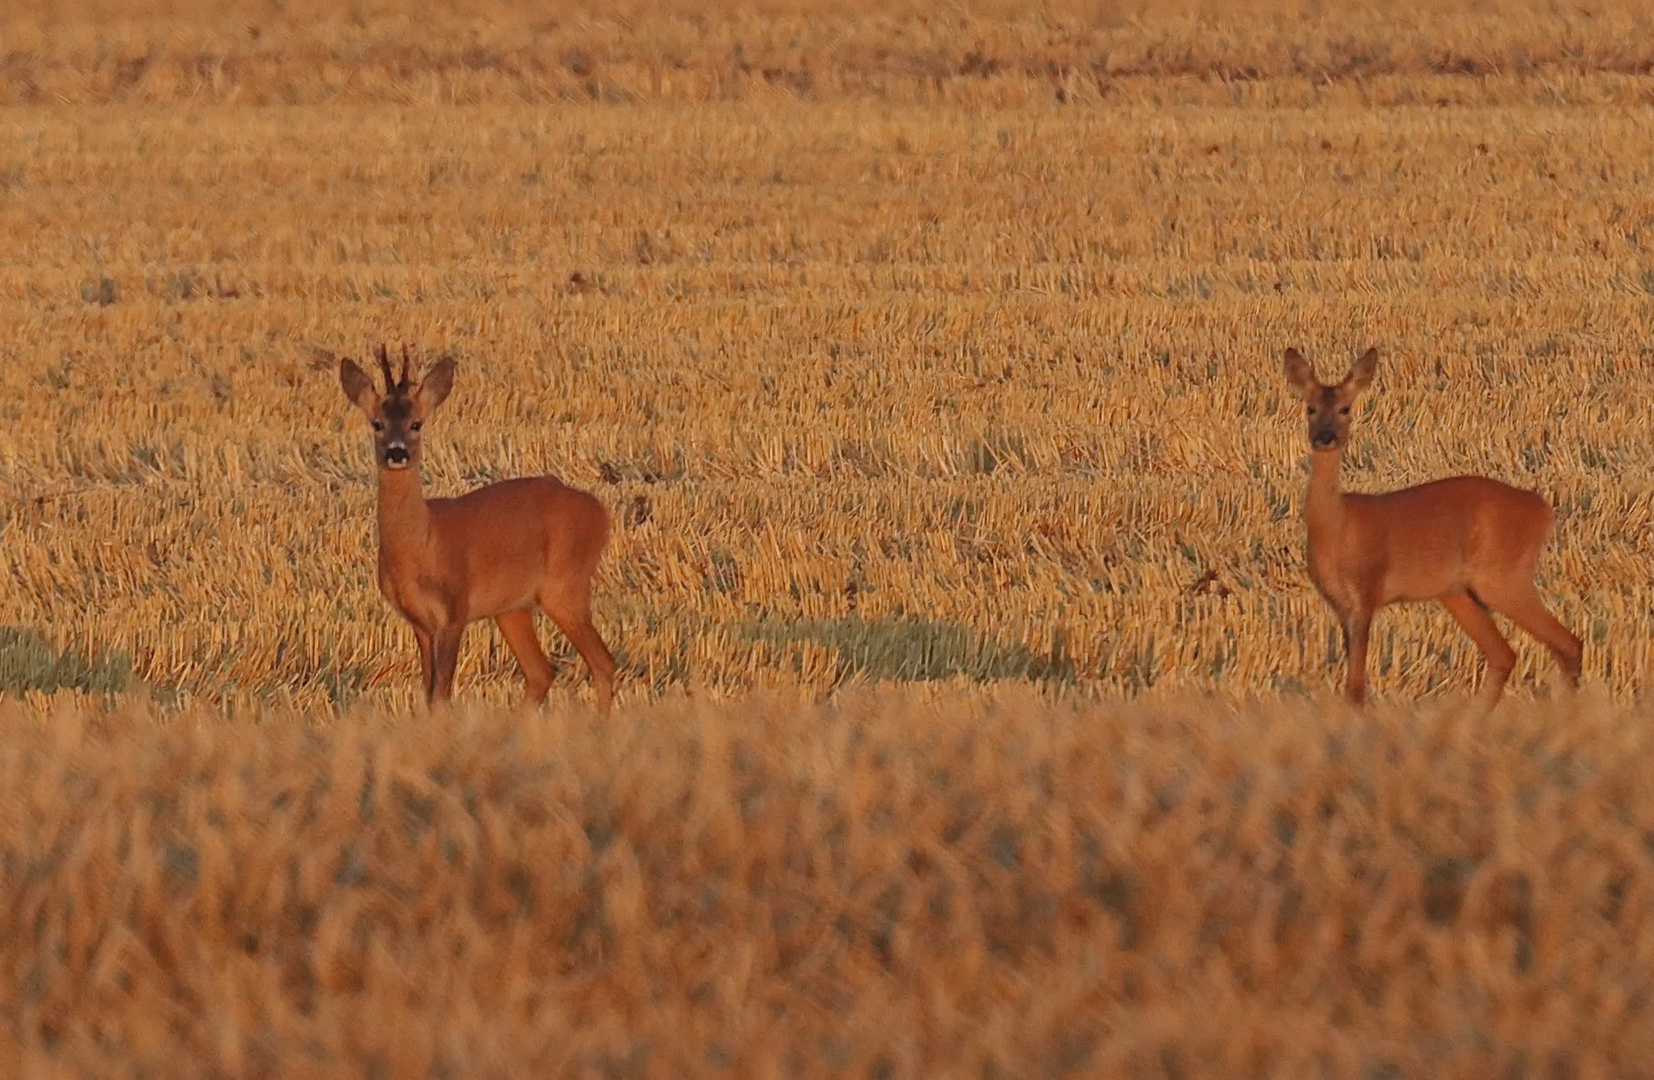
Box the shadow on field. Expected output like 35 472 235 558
743 614 1076 685
0 626 129 695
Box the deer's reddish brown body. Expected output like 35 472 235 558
1284 346 1581 707
342 345 615 711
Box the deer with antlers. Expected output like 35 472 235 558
1283 345 1581 708
339 344 616 712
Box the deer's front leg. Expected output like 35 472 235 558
429 625 464 704
1342 610 1373 706
412 626 434 702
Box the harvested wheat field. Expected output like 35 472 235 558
3 0 1654 1074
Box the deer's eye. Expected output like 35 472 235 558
371 420 385 432
1307 406 1317 415
411 421 423 432
1339 406 1350 415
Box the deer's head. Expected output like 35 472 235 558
340 344 456 471
1283 346 1378 452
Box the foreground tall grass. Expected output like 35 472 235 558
3 690 1652 1076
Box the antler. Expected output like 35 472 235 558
400 343 414 389
375 342 395 391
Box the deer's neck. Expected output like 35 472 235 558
1303 448 1347 551
375 464 433 561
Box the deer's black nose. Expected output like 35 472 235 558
384 445 410 467
1310 431 1338 449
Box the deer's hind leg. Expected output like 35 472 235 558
1442 591 1516 708
541 593 615 715
496 609 555 706
1483 583 1583 689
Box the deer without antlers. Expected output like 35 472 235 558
340 344 616 712
1283 346 1581 707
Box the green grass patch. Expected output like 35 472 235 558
744 615 1075 685
0 626 130 696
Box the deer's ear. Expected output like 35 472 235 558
417 357 456 413
1343 347 1379 395
1282 348 1317 398
340 358 378 413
